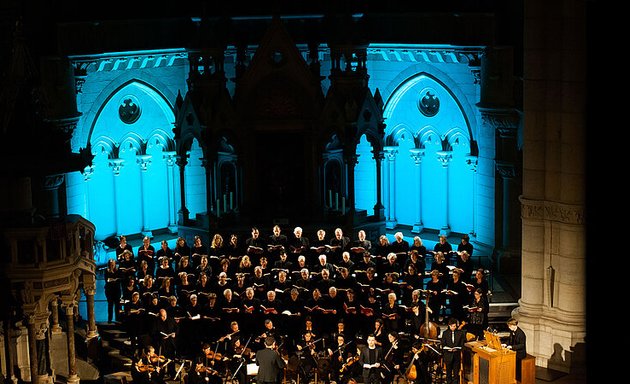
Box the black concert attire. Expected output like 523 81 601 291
472 276 490 296
104 265 122 323
115 242 133 261
267 233 288 263
156 244 174 266
405 253 427 281
381 337 405 383
288 234 310 258
124 297 145 353
390 238 410 267
446 275 470 323
381 301 404 332
506 326 527 380
359 344 384 384
191 243 208 268
328 234 350 264
309 237 328 266
441 326 466 384
465 293 490 340
457 240 474 257
138 243 156 277
255 345 286 384
245 235 266 264
433 241 454 265
351 239 372 260
174 242 191 266
152 313 179 360
456 254 475 283
295 337 319 382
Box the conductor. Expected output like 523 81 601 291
255 336 287 384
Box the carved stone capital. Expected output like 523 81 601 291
478 107 520 137
137 155 152 172
164 151 177 167
383 146 398 161
83 165 95 181
465 155 478 172
108 159 125 176
436 151 453 167
43 174 65 190
409 148 425 165
520 197 585 225
496 161 518 179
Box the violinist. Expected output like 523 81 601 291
131 345 166 384
381 331 404 383
200 343 225 380
228 337 254 384
187 358 221 384
327 333 355 384
295 332 318 382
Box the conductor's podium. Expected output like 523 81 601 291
463 340 516 384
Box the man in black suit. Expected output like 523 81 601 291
441 318 466 384
505 318 527 380
359 334 383 384
255 336 286 384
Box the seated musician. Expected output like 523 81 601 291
186 357 221 384
295 331 319 381
132 345 167 384
327 333 356 384
227 337 255 384
381 331 405 383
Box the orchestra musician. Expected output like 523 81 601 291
131 345 168 384
381 331 405 383
227 336 255 384
295 331 319 383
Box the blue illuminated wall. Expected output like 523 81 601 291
65 43 494 265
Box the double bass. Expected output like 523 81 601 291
419 290 440 339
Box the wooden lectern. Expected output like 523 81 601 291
463 332 516 384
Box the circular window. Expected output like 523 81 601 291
119 95 141 124
418 88 440 117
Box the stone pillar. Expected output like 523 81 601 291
61 302 79 384
436 151 452 237
49 299 62 334
372 149 385 220
108 159 125 236
83 274 98 338
518 0 587 372
383 146 398 229
409 149 425 233
3 319 18 384
164 151 178 232
343 152 358 227
41 174 65 219
137 155 153 237
176 155 190 226
465 155 479 238
25 312 49 384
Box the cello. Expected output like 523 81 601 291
419 290 440 339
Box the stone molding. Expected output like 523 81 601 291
519 197 584 225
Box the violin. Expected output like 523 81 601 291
195 364 219 375
148 354 168 364
136 360 156 373
205 350 223 361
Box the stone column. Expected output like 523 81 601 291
436 150 452 237
83 274 98 338
62 302 79 384
164 151 178 232
518 0 587 372
137 155 153 237
41 174 65 219
25 312 49 384
176 155 190 226
372 149 385 220
108 159 125 236
50 299 62 334
465 155 479 238
383 146 398 229
343 152 358 227
409 149 425 233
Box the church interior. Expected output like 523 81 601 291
1 1 595 384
